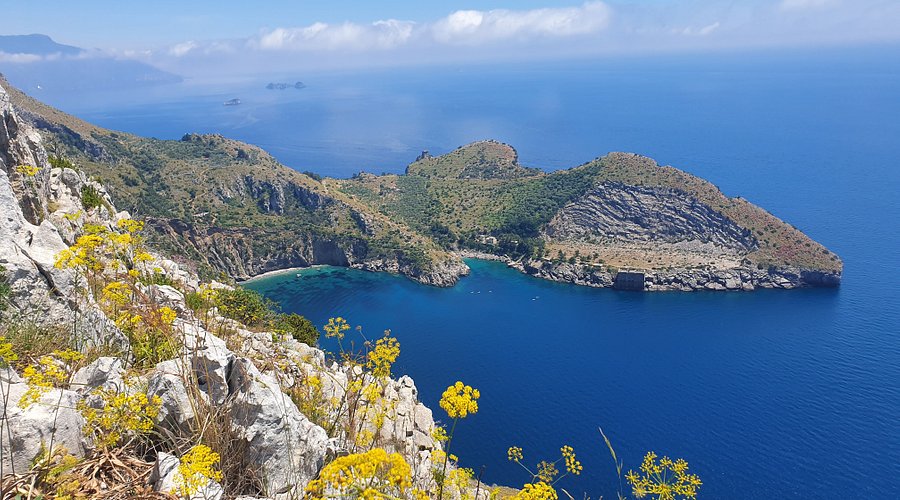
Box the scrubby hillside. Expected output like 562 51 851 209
3 76 466 286
337 142 842 291
0 79 495 499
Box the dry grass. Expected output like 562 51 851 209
0 447 175 500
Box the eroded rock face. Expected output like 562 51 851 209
546 182 758 254
227 357 329 498
0 383 87 475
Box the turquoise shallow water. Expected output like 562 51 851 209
28 46 900 497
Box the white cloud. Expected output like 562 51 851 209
169 40 198 57
780 0 839 11
252 19 415 51
679 21 721 36
0 52 44 63
432 2 611 44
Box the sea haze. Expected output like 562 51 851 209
34 46 900 498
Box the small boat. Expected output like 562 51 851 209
223 98 241 106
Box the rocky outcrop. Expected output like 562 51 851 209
546 182 757 254
513 258 841 291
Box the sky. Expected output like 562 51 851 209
2 0 900 76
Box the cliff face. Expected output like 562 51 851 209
545 182 757 253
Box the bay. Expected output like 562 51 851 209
33 46 900 497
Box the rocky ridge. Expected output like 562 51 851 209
1 81 483 499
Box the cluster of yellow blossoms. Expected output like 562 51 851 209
19 350 83 408
15 164 40 177
324 316 350 340
561 445 583 475
625 452 702 500
305 448 417 499
0 336 17 367
78 389 162 448
439 381 480 419
176 444 224 497
367 333 400 378
512 481 558 500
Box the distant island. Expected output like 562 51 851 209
223 98 241 106
266 81 306 90
3 77 842 292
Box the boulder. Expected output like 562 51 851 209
227 357 329 497
71 356 125 394
0 383 87 475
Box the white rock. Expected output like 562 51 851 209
227 357 329 497
0 383 87 475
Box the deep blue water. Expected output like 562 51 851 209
28 47 900 498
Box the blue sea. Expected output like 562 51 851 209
29 46 900 498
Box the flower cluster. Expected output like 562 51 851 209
0 336 17 367
305 448 413 499
16 164 39 177
176 444 223 497
625 452 702 500
561 445 582 475
19 350 83 408
508 446 524 462
512 481 558 500
367 333 400 378
439 381 480 419
79 389 162 448
324 316 350 340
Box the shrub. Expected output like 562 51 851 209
48 155 75 170
215 288 273 327
80 185 104 210
273 313 320 346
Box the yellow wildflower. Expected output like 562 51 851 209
508 446 523 462
19 351 81 408
79 389 161 448
432 426 449 443
626 452 702 500
367 333 400 378
159 306 177 325
101 281 131 306
439 381 480 419
512 481 558 500
176 444 223 497
16 164 39 177
561 445 582 476
305 448 412 499
324 316 350 340
116 218 144 234
0 337 18 367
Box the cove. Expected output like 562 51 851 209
245 258 895 498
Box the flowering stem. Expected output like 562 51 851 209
438 417 458 500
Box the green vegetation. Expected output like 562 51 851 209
214 287 274 327
5 78 840 278
272 313 320 348
47 154 75 170
80 184 103 210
